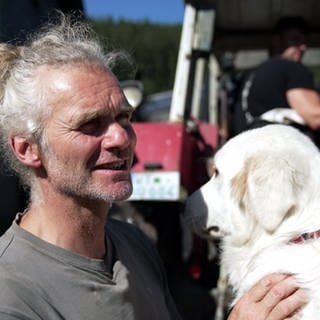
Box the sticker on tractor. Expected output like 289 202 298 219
129 171 180 201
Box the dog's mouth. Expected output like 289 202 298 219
204 225 231 238
207 225 220 233
200 225 224 239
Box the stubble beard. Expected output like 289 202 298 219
43 148 133 203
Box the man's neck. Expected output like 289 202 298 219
19 197 111 259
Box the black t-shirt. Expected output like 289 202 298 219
247 57 315 117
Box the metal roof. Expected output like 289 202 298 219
211 0 320 50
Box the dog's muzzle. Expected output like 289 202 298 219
184 190 220 239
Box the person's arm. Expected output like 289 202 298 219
287 88 320 129
227 274 308 320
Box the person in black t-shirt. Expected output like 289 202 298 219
233 16 320 145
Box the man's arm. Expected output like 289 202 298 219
287 88 320 129
227 274 308 320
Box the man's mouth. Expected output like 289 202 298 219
94 160 128 171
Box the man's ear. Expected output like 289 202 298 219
10 136 42 168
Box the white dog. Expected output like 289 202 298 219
184 124 320 318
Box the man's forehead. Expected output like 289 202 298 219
36 62 123 102
36 62 116 86
73 101 132 118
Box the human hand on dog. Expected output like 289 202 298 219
227 274 308 320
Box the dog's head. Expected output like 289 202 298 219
184 125 318 245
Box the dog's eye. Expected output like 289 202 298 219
207 160 219 177
210 164 219 178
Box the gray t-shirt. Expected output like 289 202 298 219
0 215 181 320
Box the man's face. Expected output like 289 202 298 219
280 28 307 61
37 63 136 203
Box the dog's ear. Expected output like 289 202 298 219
232 152 306 234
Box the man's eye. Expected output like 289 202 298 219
80 119 103 135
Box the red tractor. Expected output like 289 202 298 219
117 2 222 319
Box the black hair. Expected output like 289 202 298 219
274 16 308 35
271 16 308 54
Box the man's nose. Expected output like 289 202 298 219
102 122 136 149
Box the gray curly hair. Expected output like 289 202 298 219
0 13 133 188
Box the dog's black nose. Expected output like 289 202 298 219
184 192 208 236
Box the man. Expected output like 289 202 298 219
233 16 320 144
0 15 306 319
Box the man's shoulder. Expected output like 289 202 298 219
0 264 45 320
258 57 300 68
0 262 38 306
254 57 311 82
0 239 35 289
0 228 16 261
0 262 32 288
264 57 308 71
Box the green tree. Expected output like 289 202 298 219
89 18 181 95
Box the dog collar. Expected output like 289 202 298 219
290 230 320 244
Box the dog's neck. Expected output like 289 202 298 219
224 225 320 301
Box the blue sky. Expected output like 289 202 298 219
82 0 184 24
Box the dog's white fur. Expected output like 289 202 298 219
184 125 320 318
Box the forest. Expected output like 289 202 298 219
89 18 182 96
